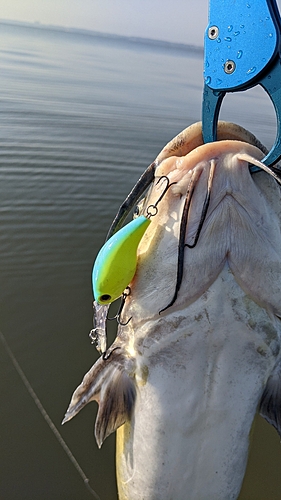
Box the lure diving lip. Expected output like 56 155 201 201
92 214 151 305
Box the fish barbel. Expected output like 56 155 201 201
63 121 281 500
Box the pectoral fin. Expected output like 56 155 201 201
62 348 136 448
259 360 281 436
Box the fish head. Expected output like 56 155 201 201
124 137 281 327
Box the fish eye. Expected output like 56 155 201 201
100 294 111 302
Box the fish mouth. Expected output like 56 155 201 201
106 120 275 242
155 140 281 314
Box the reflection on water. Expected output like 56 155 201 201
0 21 280 500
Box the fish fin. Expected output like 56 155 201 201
95 363 136 447
259 361 281 436
62 348 136 448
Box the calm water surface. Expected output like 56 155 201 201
0 21 281 500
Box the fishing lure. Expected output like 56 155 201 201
92 176 173 306
92 215 151 305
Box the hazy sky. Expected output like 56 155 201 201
1 0 208 46
2 0 281 47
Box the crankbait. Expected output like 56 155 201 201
92 215 151 305
92 176 173 305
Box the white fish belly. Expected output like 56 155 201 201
117 265 280 500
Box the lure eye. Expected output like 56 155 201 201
100 294 112 302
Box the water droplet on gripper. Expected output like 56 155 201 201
240 24 245 29
228 25 233 32
246 3 251 7
234 31 240 36
206 60 209 68
217 38 221 43
224 37 232 42
269 33 273 38
237 50 243 59
205 76 211 85
216 78 222 85
247 66 256 75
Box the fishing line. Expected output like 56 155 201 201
0 329 101 500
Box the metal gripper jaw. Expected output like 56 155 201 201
202 0 281 170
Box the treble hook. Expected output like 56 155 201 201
107 286 132 326
146 175 176 218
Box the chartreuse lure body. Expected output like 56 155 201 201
92 215 151 305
